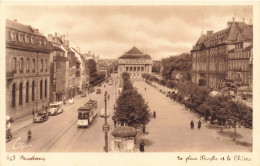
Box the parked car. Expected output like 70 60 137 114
69 98 75 104
81 92 87 97
33 111 49 123
96 88 101 94
48 101 64 115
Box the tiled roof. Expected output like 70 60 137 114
6 19 45 37
119 46 151 59
125 46 143 54
191 21 253 51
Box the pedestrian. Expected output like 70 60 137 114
145 87 146 91
32 109 35 115
190 120 194 129
198 120 201 129
114 119 116 128
153 111 156 119
139 140 145 152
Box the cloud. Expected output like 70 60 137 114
5 5 252 60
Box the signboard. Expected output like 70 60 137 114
103 123 110 132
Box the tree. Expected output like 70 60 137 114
123 80 134 91
115 89 151 128
122 72 130 81
88 59 97 77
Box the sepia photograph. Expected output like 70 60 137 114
1 1 260 166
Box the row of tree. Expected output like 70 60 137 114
161 53 192 81
88 59 106 85
114 72 151 129
142 73 252 129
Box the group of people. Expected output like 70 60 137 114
190 120 201 129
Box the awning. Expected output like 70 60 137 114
112 126 137 138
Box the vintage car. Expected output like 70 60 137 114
96 88 101 94
48 102 64 115
33 111 49 123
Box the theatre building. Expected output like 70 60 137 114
118 46 152 79
6 19 51 119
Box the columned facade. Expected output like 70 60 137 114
118 47 152 80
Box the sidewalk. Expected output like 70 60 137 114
11 114 33 134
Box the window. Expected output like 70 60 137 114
26 58 29 72
26 82 29 103
18 34 23 43
130 67 132 71
32 81 35 101
45 79 47 98
12 84 16 107
12 57 16 73
32 59 35 72
19 82 22 105
141 67 144 71
30 36 35 45
40 80 43 99
137 67 140 71
45 59 47 71
126 67 129 71
24 35 29 44
41 59 43 72
134 67 136 71
10 31 16 41
19 58 24 73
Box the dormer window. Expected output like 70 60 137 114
24 35 29 44
30 36 35 45
10 31 17 42
18 33 24 43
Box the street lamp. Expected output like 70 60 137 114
103 91 110 152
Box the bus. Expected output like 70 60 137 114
78 100 97 127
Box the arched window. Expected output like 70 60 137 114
45 79 47 98
19 82 22 105
32 59 35 73
32 81 35 101
26 82 29 103
40 80 43 99
12 83 16 107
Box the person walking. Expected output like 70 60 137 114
153 111 156 119
145 87 146 91
190 120 194 129
198 120 201 129
139 140 145 152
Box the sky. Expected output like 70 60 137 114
5 5 252 60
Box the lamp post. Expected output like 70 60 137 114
103 91 109 152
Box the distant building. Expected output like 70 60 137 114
227 42 253 89
118 46 152 79
47 33 67 102
6 19 51 119
71 47 89 91
191 19 253 89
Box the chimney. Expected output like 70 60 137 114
76 47 80 53
35 29 39 33
14 19 17 22
207 30 213 35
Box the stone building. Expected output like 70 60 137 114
118 46 152 79
227 42 253 89
71 47 90 91
6 19 51 119
191 19 253 89
47 33 67 102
